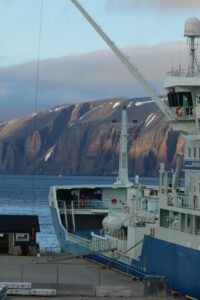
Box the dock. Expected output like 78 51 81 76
0 255 171 299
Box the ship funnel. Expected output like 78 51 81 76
184 17 200 77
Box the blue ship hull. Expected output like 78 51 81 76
138 235 200 299
52 207 200 299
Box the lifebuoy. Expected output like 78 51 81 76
111 198 117 204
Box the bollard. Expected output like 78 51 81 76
144 275 170 297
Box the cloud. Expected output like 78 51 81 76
106 0 200 11
0 41 187 121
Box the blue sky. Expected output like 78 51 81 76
0 0 200 120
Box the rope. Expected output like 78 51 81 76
102 238 144 269
32 0 43 214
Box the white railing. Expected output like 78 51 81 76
167 194 200 212
58 200 124 212
166 68 200 78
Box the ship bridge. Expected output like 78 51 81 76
164 17 200 135
164 69 200 134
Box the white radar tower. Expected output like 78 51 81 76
184 17 200 77
164 17 200 135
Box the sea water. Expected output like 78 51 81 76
0 175 159 250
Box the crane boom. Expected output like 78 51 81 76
71 0 173 119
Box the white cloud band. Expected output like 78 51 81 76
0 41 187 120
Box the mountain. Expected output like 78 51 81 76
0 97 183 176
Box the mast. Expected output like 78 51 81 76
114 106 132 186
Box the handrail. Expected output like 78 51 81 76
167 68 200 78
167 193 200 211
58 199 124 211
103 238 144 268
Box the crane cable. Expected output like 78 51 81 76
32 0 43 214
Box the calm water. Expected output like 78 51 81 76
0 175 159 249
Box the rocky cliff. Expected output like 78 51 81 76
0 97 184 176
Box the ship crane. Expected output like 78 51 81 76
70 0 173 121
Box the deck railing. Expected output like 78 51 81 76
167 193 200 212
166 68 200 78
58 200 124 212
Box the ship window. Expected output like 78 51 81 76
195 216 200 234
80 188 102 201
187 217 190 227
194 148 197 158
167 92 178 107
71 189 79 201
168 92 193 108
188 147 191 158
199 148 200 158
160 209 169 228
178 92 193 107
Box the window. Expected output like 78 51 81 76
188 217 190 227
194 147 197 158
179 92 193 107
167 92 178 107
15 233 29 242
188 147 191 158
167 92 193 108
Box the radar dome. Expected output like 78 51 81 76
184 17 200 37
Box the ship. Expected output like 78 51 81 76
50 1 200 298
49 106 158 246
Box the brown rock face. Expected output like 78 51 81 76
0 98 183 176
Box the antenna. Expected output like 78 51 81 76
184 17 200 77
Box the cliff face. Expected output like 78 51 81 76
0 98 183 176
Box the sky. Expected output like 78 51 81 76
0 0 200 120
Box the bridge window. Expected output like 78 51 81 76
167 92 178 107
167 91 193 108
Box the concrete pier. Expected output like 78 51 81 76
0 255 171 299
